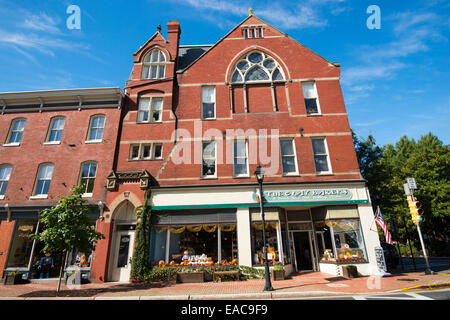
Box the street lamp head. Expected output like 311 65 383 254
254 165 264 183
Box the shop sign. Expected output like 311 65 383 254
253 188 352 203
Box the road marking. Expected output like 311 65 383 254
405 292 433 300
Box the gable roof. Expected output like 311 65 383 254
133 30 167 56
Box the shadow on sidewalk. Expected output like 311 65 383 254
18 281 176 298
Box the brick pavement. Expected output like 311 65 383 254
1 271 449 299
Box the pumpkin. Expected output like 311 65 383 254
158 260 165 267
231 258 238 265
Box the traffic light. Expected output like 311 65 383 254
407 196 424 223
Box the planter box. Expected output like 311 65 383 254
4 274 22 285
271 269 285 281
342 265 358 279
177 272 205 283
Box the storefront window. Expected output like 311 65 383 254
150 224 237 267
67 250 92 268
7 220 37 268
280 222 291 264
251 222 280 265
315 221 335 263
333 219 367 263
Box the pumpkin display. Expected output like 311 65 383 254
231 258 238 265
158 260 165 267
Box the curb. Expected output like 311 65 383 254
400 282 450 292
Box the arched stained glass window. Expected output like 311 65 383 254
230 51 285 83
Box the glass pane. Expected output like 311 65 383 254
251 222 280 265
245 66 269 81
280 140 294 156
142 145 151 158
81 163 90 178
263 59 275 69
159 51 165 62
221 225 238 263
94 115 105 128
151 50 159 62
153 144 162 158
314 155 329 172
88 162 97 178
202 160 215 176
138 111 149 122
282 156 296 173
36 180 50 195
38 164 53 179
7 220 37 268
202 103 215 119
237 61 249 71
312 139 326 155
142 66 150 79
332 220 367 263
272 68 284 80
0 181 8 195
158 65 165 78
151 66 158 78
248 52 263 63
302 82 316 98
202 86 215 103
305 99 318 114
0 165 12 180
152 98 163 109
117 235 131 268
231 71 242 82
86 178 95 193
151 111 161 122
234 162 247 175
202 142 215 158
139 98 150 111
52 118 65 130
10 131 22 143
234 140 246 157
131 145 140 159
13 119 25 131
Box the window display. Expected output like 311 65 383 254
7 220 36 268
150 224 238 267
251 222 280 265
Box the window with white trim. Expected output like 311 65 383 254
46 117 65 143
138 97 163 123
201 86 215 119
129 143 163 160
86 115 105 142
79 161 97 196
311 138 331 173
142 49 166 79
302 81 320 115
202 141 216 177
0 164 12 199
33 163 54 197
231 51 284 83
5 118 26 145
233 139 248 177
280 139 298 175
243 27 263 39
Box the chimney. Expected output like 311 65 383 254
167 20 181 46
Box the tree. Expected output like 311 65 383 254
31 185 104 293
130 190 153 282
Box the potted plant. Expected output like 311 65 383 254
4 271 23 285
176 267 205 283
271 263 285 281
342 265 358 279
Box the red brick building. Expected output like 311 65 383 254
0 88 122 279
92 14 381 283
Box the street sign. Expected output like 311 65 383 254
403 183 411 196
374 246 387 273
407 178 417 190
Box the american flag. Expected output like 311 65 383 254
375 207 393 244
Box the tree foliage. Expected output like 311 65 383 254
353 131 450 255
31 185 104 254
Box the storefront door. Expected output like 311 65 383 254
291 231 314 272
110 230 135 282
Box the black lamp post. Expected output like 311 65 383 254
255 165 274 291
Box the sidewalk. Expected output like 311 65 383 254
1 271 449 300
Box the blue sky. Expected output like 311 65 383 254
0 0 448 146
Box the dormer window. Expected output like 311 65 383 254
142 49 166 79
243 26 263 39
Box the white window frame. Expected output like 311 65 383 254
31 163 54 199
201 140 217 178
0 164 12 200
45 116 65 144
141 49 166 80
201 86 216 120
311 137 332 174
137 97 163 123
86 115 105 143
129 143 163 161
233 139 249 177
79 161 97 198
302 81 321 115
280 138 299 176
4 118 26 146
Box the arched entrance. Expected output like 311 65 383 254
108 200 137 282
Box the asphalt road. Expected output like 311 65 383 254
299 288 450 300
389 257 450 274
